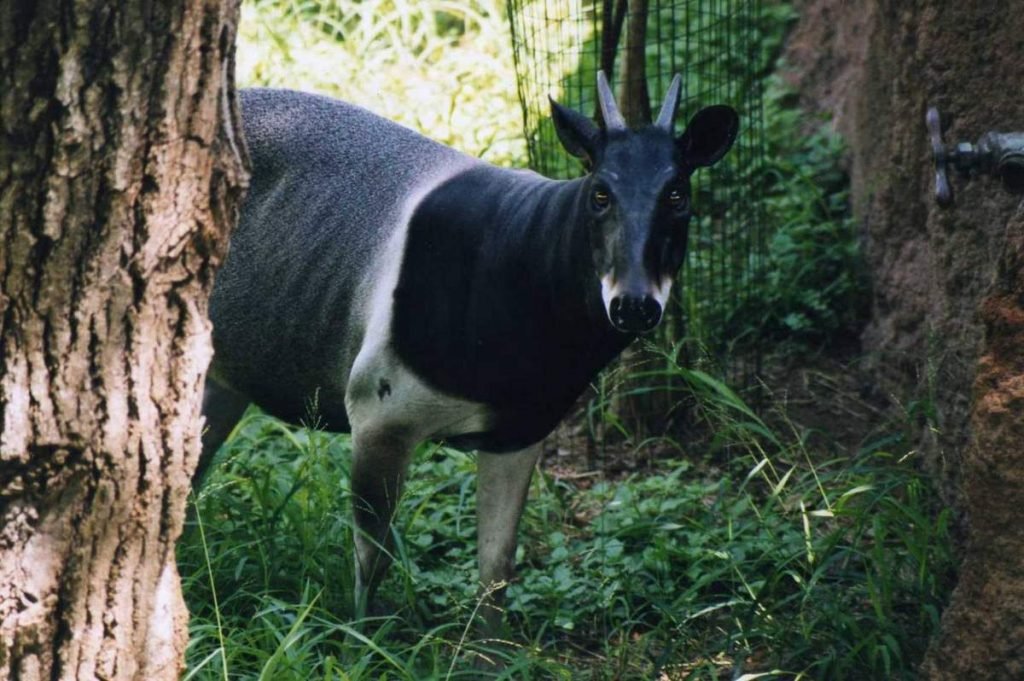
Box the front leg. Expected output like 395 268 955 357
475 444 542 640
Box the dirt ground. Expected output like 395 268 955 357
540 347 897 486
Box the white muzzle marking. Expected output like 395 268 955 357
600 273 673 328
652 276 673 309
600 274 617 318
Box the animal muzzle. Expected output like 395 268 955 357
601 273 672 334
608 293 662 333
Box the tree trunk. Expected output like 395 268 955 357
918 203 1024 678
786 0 1024 507
619 0 651 127
598 0 627 101
784 0 1024 674
0 1 246 679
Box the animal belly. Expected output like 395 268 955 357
345 339 495 446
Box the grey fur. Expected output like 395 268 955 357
209 89 476 428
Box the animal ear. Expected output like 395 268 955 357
550 96 600 161
677 105 739 168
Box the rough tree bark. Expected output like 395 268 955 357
786 0 1024 506
784 0 1024 675
0 1 246 679
918 203 1024 678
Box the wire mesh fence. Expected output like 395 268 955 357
507 0 767 393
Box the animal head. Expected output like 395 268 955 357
550 71 738 334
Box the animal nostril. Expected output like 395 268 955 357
641 296 661 323
608 294 663 332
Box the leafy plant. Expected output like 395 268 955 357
182 359 955 679
730 76 868 350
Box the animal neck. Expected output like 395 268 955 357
391 165 632 429
503 175 609 330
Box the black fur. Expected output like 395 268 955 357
392 167 630 451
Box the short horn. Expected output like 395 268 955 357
655 74 682 131
596 70 626 132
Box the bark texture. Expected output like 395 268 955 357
785 0 1024 506
784 0 1024 675
919 202 1024 678
0 1 246 679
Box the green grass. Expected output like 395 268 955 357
237 0 526 167
180 356 955 679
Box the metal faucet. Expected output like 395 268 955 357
927 106 1024 207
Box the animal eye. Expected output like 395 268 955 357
667 188 688 211
591 187 611 210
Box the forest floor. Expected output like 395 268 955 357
544 347 898 486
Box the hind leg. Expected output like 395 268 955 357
195 377 251 485
350 426 415 615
